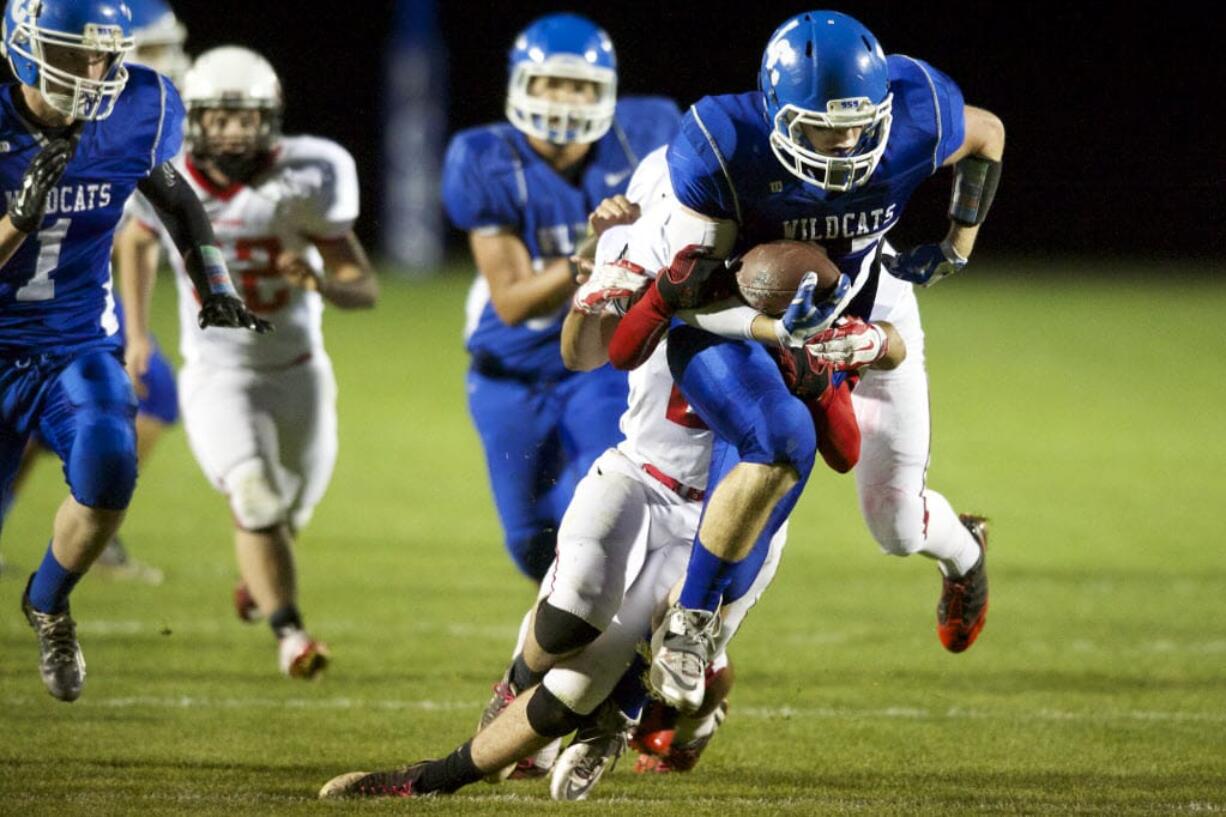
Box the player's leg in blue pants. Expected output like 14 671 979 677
467 369 568 581
548 364 628 522
7 348 138 701
666 326 816 612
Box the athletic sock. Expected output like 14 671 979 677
269 604 303 638
28 544 83 614
508 653 543 691
674 710 718 744
677 535 734 612
417 740 483 795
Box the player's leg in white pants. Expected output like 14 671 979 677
272 355 339 533
855 287 980 577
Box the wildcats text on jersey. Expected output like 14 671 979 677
3 183 113 215
782 204 898 242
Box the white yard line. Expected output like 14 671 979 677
1 695 1223 725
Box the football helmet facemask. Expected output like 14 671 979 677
759 10 892 192
506 13 616 145
2 0 135 121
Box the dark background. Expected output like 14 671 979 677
21 1 1226 260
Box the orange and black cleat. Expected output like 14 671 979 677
937 514 990 653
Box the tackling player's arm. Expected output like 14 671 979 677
136 161 271 333
470 228 575 325
278 232 378 309
114 217 163 393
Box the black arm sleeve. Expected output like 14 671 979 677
135 162 220 298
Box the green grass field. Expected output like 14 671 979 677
2 262 1225 816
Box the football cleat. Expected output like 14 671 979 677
93 538 164 585
233 582 261 623
278 630 329 679
21 574 86 702
648 605 720 713
318 761 432 799
937 515 990 653
636 700 729 773
549 700 632 801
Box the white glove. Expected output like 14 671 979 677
572 259 650 315
803 316 889 371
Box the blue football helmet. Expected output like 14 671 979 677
125 0 186 85
506 13 617 145
2 0 135 120
759 11 892 192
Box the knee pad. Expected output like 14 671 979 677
508 527 557 582
862 485 927 556
68 408 137 510
525 684 583 738
534 599 602 656
223 458 286 531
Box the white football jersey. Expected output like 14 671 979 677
595 147 713 491
137 135 359 368
616 341 713 491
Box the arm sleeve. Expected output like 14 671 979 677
136 162 223 300
441 135 519 232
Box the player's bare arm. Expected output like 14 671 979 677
136 161 271 333
469 228 576 324
114 218 163 394
277 232 378 309
942 106 1006 260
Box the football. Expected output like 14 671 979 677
735 240 842 317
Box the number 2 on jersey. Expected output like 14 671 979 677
15 218 71 302
231 236 289 313
665 384 708 429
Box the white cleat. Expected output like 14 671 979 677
21 575 86 702
649 605 720 714
278 629 329 679
550 701 632 801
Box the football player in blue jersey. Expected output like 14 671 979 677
0 0 268 702
601 10 1005 709
0 0 188 584
440 13 681 582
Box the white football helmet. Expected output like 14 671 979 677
182 45 282 178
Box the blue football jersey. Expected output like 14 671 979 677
0 65 184 356
443 96 681 378
667 55 964 319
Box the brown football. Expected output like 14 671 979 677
735 240 842 317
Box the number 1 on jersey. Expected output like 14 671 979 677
15 218 71 302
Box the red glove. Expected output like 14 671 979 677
607 245 734 370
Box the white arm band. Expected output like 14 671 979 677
678 300 759 340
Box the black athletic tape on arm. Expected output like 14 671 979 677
525 685 583 738
948 156 1002 226
136 162 236 298
534 599 602 656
